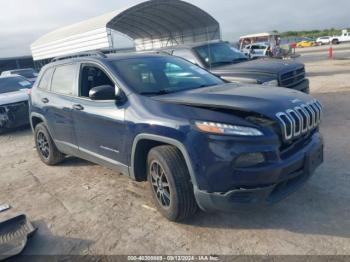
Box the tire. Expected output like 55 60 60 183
34 123 65 165
147 145 198 222
332 39 339 45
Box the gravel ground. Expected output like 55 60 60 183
0 58 349 256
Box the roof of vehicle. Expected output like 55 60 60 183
239 32 280 39
31 0 221 61
42 52 174 69
245 42 270 47
0 75 26 79
9 68 35 71
3 68 35 74
158 40 226 50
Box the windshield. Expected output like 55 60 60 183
0 77 32 94
194 42 248 67
112 56 224 95
11 69 37 79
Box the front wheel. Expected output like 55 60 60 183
147 146 198 222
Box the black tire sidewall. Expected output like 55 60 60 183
34 123 58 165
147 149 181 220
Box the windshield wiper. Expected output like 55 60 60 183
234 58 248 62
211 61 233 66
140 90 171 96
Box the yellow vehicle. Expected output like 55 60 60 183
296 40 317 48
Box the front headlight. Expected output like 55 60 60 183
262 79 279 87
195 121 263 136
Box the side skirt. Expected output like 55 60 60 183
54 140 130 176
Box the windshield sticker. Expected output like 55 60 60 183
19 81 31 87
190 66 209 75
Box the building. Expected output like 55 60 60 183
31 0 221 63
0 56 35 74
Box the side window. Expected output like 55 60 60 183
172 49 197 64
51 64 76 95
38 68 54 90
80 64 114 98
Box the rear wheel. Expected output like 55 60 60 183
147 146 198 222
332 39 339 45
34 123 65 165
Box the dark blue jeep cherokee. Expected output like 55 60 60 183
30 52 324 221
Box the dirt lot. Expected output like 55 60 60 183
1 58 350 256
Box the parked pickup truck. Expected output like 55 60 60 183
330 30 350 44
161 41 310 93
30 52 324 221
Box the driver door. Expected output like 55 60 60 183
71 63 129 172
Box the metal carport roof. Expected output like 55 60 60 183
31 0 221 61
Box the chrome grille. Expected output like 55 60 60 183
276 100 323 141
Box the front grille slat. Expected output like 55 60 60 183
280 67 306 87
276 100 323 141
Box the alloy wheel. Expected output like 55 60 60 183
150 161 171 208
37 131 50 159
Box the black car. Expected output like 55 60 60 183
29 52 323 221
161 41 309 93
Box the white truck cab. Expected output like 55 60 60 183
331 30 350 44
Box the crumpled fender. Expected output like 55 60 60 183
0 106 10 128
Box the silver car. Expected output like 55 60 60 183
1 68 38 83
0 75 32 132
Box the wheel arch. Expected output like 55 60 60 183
30 112 47 131
130 134 198 187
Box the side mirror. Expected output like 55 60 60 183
89 85 116 100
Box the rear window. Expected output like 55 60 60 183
51 64 76 95
0 77 32 94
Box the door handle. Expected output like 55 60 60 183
72 104 84 111
41 98 49 104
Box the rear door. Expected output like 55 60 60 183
71 62 128 173
45 63 79 155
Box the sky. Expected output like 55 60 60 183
0 0 349 57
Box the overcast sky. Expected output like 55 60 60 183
1 0 349 57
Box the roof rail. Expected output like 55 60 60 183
51 51 107 62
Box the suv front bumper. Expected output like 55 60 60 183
193 132 323 212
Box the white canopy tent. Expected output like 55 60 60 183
31 0 221 61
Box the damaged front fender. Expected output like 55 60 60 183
0 106 10 128
0 102 29 130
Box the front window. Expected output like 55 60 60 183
194 42 248 67
0 77 32 94
112 56 224 95
79 64 114 98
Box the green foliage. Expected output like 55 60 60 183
279 28 349 38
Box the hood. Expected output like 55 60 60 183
152 83 313 120
211 59 304 77
0 90 29 106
